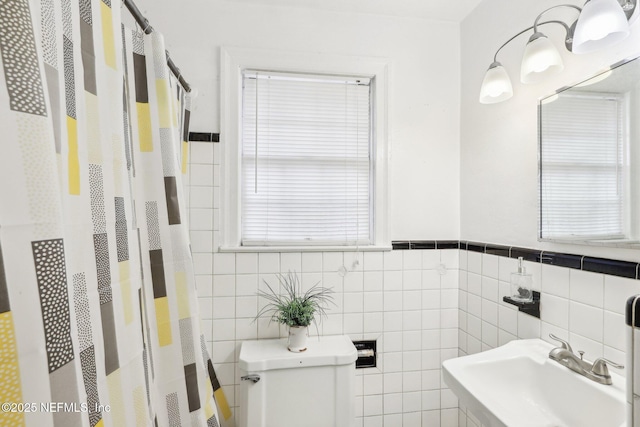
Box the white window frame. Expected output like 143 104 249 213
220 46 390 251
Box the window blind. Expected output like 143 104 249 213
241 70 372 246
540 92 628 239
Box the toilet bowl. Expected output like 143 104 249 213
238 334 357 427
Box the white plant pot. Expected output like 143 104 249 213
288 326 309 352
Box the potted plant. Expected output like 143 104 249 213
255 271 334 352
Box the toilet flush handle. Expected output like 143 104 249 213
241 374 261 383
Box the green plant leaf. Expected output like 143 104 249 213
253 271 334 328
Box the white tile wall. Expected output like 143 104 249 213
206 249 461 427
458 251 637 426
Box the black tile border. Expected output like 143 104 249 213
466 242 485 253
485 244 510 258
391 240 438 250
411 241 436 250
540 252 582 270
436 240 459 249
391 240 640 280
626 295 640 327
510 246 543 263
188 132 220 142
583 257 637 279
391 241 411 250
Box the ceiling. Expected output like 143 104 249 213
227 0 485 22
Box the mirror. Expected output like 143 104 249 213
539 56 640 247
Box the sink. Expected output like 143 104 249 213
442 339 626 427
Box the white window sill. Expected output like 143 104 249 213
218 245 393 253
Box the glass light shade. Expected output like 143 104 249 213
479 62 513 104
520 33 564 84
573 0 630 54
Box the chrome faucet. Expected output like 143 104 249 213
548 334 624 385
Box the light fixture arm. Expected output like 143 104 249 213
616 0 638 19
532 4 582 33
492 20 573 63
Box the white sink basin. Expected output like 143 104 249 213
442 339 626 427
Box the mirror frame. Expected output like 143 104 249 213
538 56 640 249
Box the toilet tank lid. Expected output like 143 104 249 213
238 335 357 372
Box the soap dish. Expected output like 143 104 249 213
503 291 540 318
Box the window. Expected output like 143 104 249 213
241 71 372 246
540 91 629 240
220 47 389 250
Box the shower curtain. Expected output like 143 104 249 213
0 0 227 426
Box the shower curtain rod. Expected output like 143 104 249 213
122 0 192 93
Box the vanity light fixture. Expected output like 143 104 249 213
573 0 633 53
479 0 637 104
478 61 513 104
520 32 565 84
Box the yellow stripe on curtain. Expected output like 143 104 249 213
155 296 173 346
0 311 24 427
176 271 190 319
137 102 153 152
107 370 126 427
181 140 188 174
155 79 172 128
67 116 80 195
214 388 233 420
101 2 116 69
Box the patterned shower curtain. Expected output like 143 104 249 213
0 0 227 426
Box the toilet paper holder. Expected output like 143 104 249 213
353 340 377 369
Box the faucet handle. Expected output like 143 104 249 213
549 333 573 352
591 358 624 376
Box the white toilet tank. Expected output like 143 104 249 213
238 334 357 427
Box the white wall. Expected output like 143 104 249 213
135 0 461 239
460 0 640 262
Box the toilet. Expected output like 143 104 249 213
238 334 358 427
